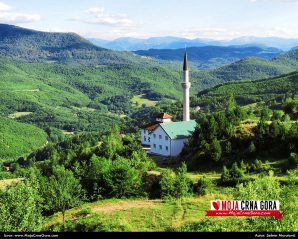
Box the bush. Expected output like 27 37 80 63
74 208 92 218
142 173 161 199
108 158 143 198
160 163 191 199
230 162 245 179
195 176 214 196
160 169 176 199
174 163 191 198
249 159 271 173
220 163 247 185
288 153 298 167
0 170 16 180
0 181 43 232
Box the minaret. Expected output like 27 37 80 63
182 50 191 121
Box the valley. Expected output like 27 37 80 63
0 23 297 234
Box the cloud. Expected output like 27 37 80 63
80 28 150 40
0 2 11 11
71 7 135 28
0 1 40 23
178 26 298 40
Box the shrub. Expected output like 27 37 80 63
250 159 271 173
0 170 16 180
195 176 214 196
160 163 191 199
230 162 245 179
74 208 92 218
288 153 298 167
108 158 143 198
221 166 231 183
220 163 247 185
0 181 43 232
174 163 191 198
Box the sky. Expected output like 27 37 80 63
0 0 298 40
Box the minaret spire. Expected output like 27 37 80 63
183 48 188 71
182 49 191 121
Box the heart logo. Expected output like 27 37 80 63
212 201 220 210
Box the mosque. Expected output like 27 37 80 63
141 51 197 157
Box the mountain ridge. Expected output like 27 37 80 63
133 46 282 69
89 36 298 51
0 23 137 65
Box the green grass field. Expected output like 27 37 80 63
8 112 33 119
131 94 158 107
0 178 22 189
45 195 231 232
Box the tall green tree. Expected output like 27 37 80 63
46 166 83 227
209 139 222 162
100 125 124 159
174 163 190 198
108 158 143 198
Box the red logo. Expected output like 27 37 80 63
206 200 283 220
212 201 220 210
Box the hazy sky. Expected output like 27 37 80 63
0 0 298 40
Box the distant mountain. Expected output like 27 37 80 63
1 24 298 112
133 46 282 69
0 24 134 65
88 37 220 51
196 71 298 110
227 36 298 51
89 36 298 51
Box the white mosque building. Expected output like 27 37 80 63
141 51 197 157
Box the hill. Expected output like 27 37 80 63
0 117 47 162
134 46 282 69
0 24 136 65
0 47 298 144
196 71 298 110
0 24 298 157
0 56 190 135
205 48 298 82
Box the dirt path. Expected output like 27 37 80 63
91 200 160 214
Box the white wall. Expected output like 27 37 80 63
149 126 171 156
141 129 151 146
170 138 187 156
144 126 190 157
156 118 172 123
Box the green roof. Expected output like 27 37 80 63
160 120 197 140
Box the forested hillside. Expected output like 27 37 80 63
195 71 298 110
0 117 47 161
134 46 281 69
0 24 138 65
0 108 297 232
0 57 186 142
